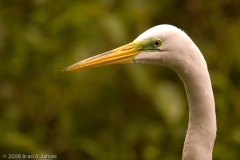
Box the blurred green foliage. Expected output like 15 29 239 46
0 0 240 159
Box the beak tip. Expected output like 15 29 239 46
62 68 69 72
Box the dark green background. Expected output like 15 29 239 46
1 0 240 159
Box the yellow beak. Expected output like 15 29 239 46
63 42 142 71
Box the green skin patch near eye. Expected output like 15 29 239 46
134 38 163 52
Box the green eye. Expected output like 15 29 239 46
153 39 162 47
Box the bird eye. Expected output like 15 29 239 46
153 39 162 47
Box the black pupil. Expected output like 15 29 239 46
155 41 159 46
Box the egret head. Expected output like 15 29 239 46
62 25 216 160
63 25 197 72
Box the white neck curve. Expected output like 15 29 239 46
132 25 217 159
175 49 216 160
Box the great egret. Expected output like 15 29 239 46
63 24 216 160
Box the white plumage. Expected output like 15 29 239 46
64 24 217 160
